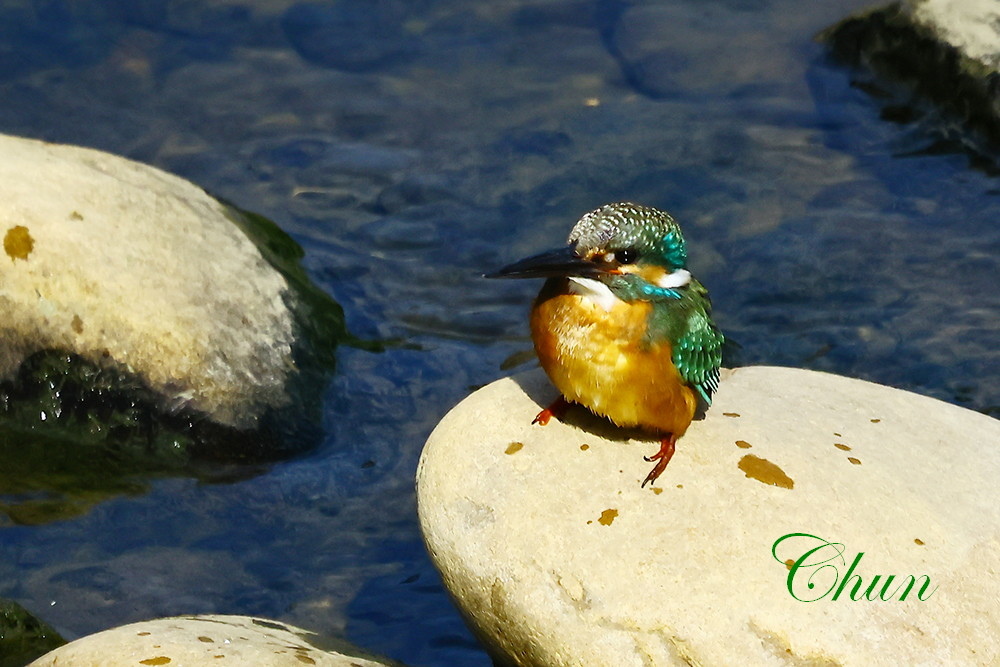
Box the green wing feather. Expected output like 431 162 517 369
673 310 724 405
642 278 724 406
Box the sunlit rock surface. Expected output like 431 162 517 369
418 366 1000 666
28 615 399 667
822 0 1000 153
911 0 1000 69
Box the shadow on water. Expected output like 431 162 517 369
344 561 484 667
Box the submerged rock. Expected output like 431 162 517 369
821 0 1000 157
28 615 400 666
417 366 1000 665
0 134 355 521
282 2 421 73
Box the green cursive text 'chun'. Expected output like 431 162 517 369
772 533 937 602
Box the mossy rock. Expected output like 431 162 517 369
0 134 364 523
820 1 1000 161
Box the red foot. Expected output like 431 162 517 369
642 435 677 487
533 396 570 426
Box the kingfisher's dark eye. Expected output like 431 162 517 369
615 248 638 264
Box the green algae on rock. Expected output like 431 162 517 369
0 598 65 667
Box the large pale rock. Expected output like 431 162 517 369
0 134 295 429
29 615 398 667
417 366 1000 666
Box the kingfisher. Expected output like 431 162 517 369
488 202 724 487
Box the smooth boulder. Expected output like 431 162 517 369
0 133 295 429
418 366 1000 665
28 615 398 666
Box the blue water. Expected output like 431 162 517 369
1 1 998 665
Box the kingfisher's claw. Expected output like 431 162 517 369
641 435 677 487
533 395 569 426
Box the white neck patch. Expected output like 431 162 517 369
568 277 621 312
657 268 691 289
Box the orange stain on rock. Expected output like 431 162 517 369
4 225 34 260
738 454 794 489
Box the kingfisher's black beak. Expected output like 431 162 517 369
485 245 607 280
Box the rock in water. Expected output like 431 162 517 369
821 0 1000 156
28 615 399 667
0 134 351 504
417 366 1000 665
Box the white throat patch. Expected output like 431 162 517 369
657 268 691 289
568 277 621 312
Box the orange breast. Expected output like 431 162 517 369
530 281 697 436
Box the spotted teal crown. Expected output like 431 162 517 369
568 202 687 270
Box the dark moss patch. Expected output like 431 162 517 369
0 598 66 667
0 350 306 524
